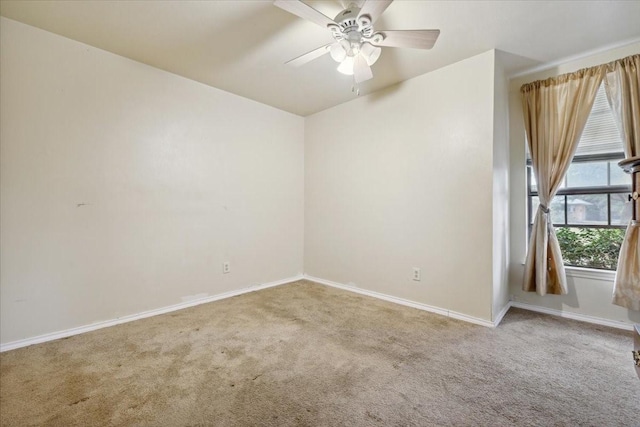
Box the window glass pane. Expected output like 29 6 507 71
611 193 632 225
550 196 566 224
567 194 607 225
530 196 538 224
609 161 631 186
565 161 607 188
528 165 537 192
556 227 624 270
531 196 565 225
528 166 566 191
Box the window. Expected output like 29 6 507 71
526 83 632 270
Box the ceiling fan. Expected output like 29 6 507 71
274 0 440 86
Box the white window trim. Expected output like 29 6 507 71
565 265 615 282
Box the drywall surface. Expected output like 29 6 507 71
492 51 510 321
0 18 304 344
304 51 496 321
508 41 640 325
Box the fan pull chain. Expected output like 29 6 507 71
351 78 360 96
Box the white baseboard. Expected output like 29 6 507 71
492 301 512 327
303 275 497 328
0 275 304 353
509 301 634 331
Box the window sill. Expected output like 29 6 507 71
518 262 616 282
565 266 615 282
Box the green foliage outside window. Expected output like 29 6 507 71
556 227 625 270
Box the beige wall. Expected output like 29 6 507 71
492 51 510 321
0 18 305 344
508 41 640 325
304 50 503 322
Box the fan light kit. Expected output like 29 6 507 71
274 0 440 93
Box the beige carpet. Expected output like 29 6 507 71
1 280 638 426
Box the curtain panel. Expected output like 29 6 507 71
521 67 604 295
603 54 640 311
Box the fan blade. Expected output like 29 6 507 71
373 29 440 49
357 0 393 24
286 43 333 67
274 0 336 28
353 54 373 83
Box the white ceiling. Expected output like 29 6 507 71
1 0 639 116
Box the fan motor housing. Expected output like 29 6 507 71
329 7 373 42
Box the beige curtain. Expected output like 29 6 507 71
521 67 604 295
603 54 640 311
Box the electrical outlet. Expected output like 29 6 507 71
223 261 230 274
412 267 421 281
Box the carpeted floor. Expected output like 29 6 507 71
1 280 638 426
